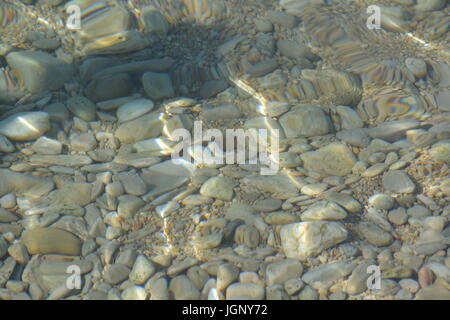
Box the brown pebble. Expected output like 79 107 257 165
418 266 433 288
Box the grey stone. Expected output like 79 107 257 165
140 6 170 35
6 51 73 93
300 201 348 221
302 261 356 286
280 221 348 260
103 264 130 285
116 99 154 122
279 105 332 138
142 72 174 100
226 283 265 300
0 112 50 141
216 263 240 291
266 259 303 286
169 275 200 300
200 176 237 201
121 285 147 300
114 112 165 143
301 142 357 176
382 170 416 194
358 221 393 246
266 10 298 28
368 193 395 210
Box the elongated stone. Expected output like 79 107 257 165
22 228 81 255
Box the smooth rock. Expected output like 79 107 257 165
6 51 73 93
114 112 164 143
358 221 393 246
0 112 50 141
382 170 416 194
116 99 154 122
66 96 96 121
103 264 130 285
266 259 303 286
226 283 265 300
302 261 356 286
279 105 332 138
22 228 81 255
300 201 348 221
280 221 348 260
200 176 236 201
142 72 174 100
301 142 356 176
121 285 147 300
31 137 62 154
169 275 200 300
0 169 54 197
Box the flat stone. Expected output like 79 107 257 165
114 172 147 196
198 80 229 98
116 98 154 122
367 120 420 142
429 140 450 164
54 182 92 206
248 59 278 78
388 208 408 225
336 105 364 130
280 221 348 260
407 205 431 218
6 51 73 93
66 96 97 121
140 6 170 35
301 142 356 176
242 174 299 199
216 263 240 291
113 153 161 168
382 170 416 194
201 103 242 120
0 169 54 197
117 195 145 218
336 128 371 147
0 112 50 141
200 176 237 201
169 275 200 300
266 259 303 286
8 242 30 265
22 227 81 255
30 154 92 166
121 285 147 300
253 198 282 212
368 193 395 210
103 264 130 285
358 221 393 246
279 105 332 138
277 40 315 60
300 201 348 221
0 208 18 223
266 10 298 28
226 283 265 300
416 285 450 300
142 72 174 100
302 261 356 286
129 255 155 285
0 135 14 152
114 112 164 143
31 137 62 154
359 139 400 162
69 132 97 152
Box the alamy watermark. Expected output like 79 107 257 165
366 5 381 30
170 121 280 175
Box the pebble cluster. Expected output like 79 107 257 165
0 0 449 300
